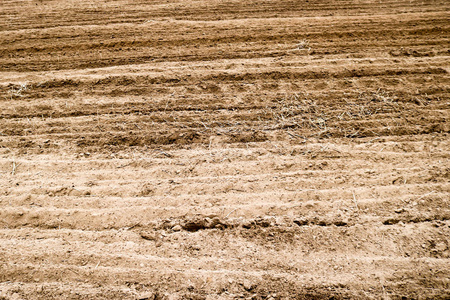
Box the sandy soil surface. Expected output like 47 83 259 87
1 0 449 299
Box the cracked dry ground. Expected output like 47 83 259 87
0 0 449 299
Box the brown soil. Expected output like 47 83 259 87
1 0 449 299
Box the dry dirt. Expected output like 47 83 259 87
1 0 449 299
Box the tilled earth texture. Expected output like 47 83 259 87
1 0 449 299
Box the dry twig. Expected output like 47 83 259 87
11 160 17 175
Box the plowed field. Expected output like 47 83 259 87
1 0 449 299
